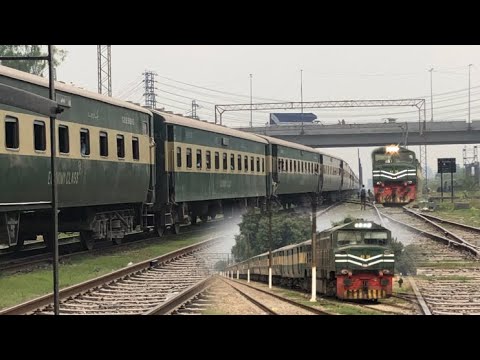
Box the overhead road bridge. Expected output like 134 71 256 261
236 120 480 148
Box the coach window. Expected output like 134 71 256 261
244 155 248 172
262 158 265 173
230 154 235 170
289 160 292 173
132 137 139 160
196 149 202 169
186 148 192 168
215 151 220 170
5 116 19 149
206 150 211 169
250 157 254 172
223 153 227 170
80 129 90 156
117 135 125 158
256 157 260 172
34 120 46 151
176 147 182 167
58 125 69 154
301 162 304 173
142 121 148 135
294 161 297 173
100 132 108 157
238 154 242 171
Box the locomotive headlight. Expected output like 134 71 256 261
354 222 372 228
382 269 391 274
407 181 413 184
341 269 349 275
386 145 399 153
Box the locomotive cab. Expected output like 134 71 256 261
332 220 394 300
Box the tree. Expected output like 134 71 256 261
390 238 417 275
0 45 67 75
231 209 311 262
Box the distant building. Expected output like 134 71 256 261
269 113 317 125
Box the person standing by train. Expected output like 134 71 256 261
360 185 366 210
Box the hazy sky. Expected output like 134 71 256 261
55 45 480 185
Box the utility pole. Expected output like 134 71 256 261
429 68 434 121
358 148 363 188
0 46 64 315
249 74 253 128
469 64 473 128
143 70 157 109
310 194 317 302
97 45 112 96
300 69 304 114
268 197 273 289
191 100 199 120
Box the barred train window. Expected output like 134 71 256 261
206 151 211 169
34 121 46 151
132 137 139 160
256 157 260 172
244 155 248 171
238 154 242 171
80 129 90 156
58 125 69 154
250 157 254 172
196 149 202 169
223 153 227 170
176 147 182 167
215 152 219 170
5 116 19 149
262 158 265 173
230 154 235 170
117 135 125 158
186 148 192 168
99 132 108 156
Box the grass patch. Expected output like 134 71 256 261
416 275 471 282
0 232 215 310
434 203 480 227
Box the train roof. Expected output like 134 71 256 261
274 239 311 252
315 149 343 162
256 134 320 153
0 65 152 115
153 110 268 144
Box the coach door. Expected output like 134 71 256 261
340 160 344 190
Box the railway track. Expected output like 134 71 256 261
373 204 480 315
0 202 339 274
221 278 331 315
0 237 224 315
0 218 229 274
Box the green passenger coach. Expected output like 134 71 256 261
152 110 268 234
0 65 154 250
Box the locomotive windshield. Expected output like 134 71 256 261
374 152 414 164
337 231 388 246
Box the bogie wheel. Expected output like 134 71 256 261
200 215 208 223
42 232 53 252
209 213 216 220
14 236 26 251
80 231 95 250
157 225 165 237
190 215 197 225
172 223 181 234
